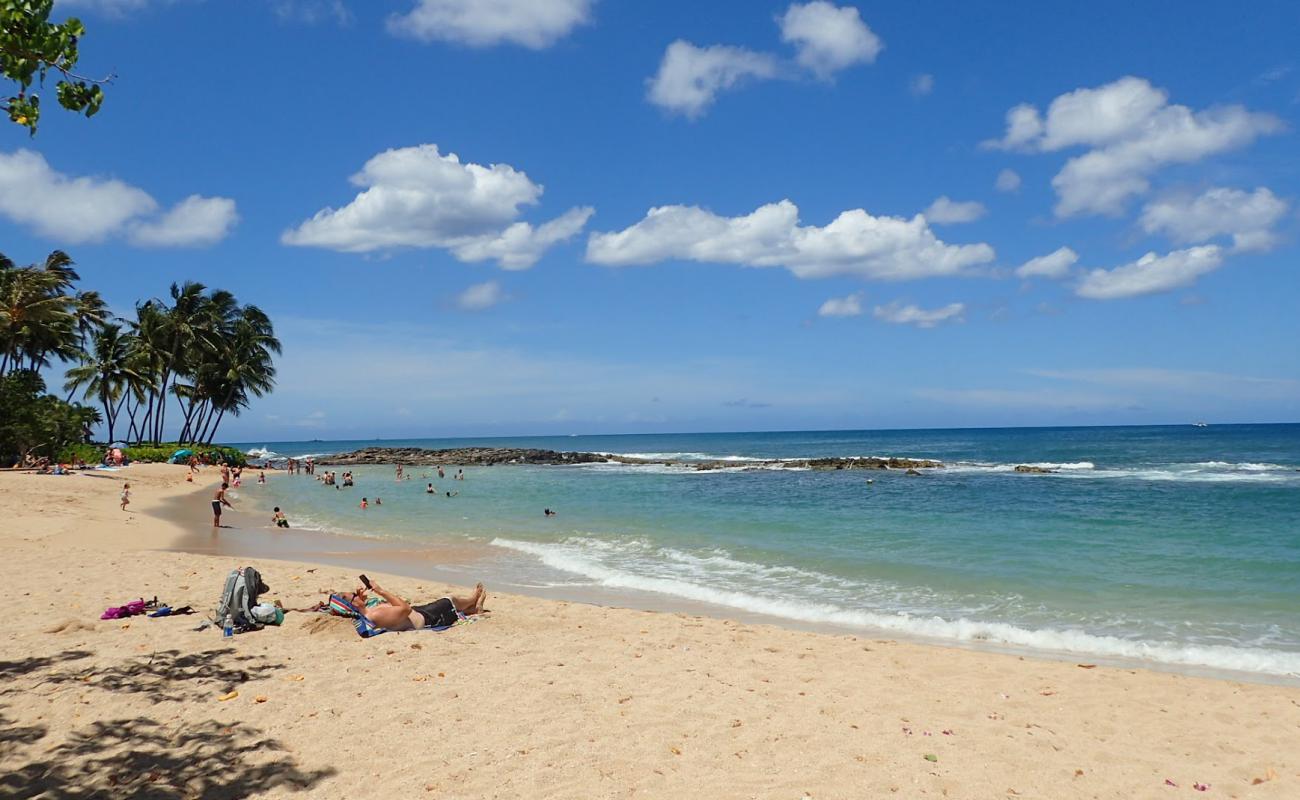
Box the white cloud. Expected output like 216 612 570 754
456 280 507 310
1139 187 1288 253
586 199 995 281
646 40 778 118
909 73 934 96
55 0 153 14
1075 245 1225 300
129 195 239 247
647 4 882 117
778 1 882 79
818 293 863 317
281 144 590 268
1016 246 1078 279
995 168 1021 192
872 301 965 328
924 196 987 224
387 0 593 48
0 150 155 242
451 206 593 269
985 77 1283 217
271 0 351 25
0 149 235 247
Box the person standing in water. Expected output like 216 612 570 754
212 482 233 527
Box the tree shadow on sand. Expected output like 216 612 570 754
40 648 286 704
0 650 93 681
0 705 48 747
1 716 335 799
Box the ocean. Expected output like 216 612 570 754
231 425 1300 680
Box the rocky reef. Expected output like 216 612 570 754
317 447 945 472
318 447 612 466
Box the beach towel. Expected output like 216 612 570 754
326 593 359 618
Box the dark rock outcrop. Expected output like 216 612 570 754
318 447 617 466
800 457 942 471
318 447 946 472
1013 464 1055 474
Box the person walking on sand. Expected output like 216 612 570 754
120 482 131 511
212 482 234 527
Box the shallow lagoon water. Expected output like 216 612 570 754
235 424 1300 677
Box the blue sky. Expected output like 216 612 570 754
6 0 1299 438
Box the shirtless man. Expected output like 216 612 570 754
212 482 234 527
342 581 486 631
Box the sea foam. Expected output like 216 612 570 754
490 536 1300 677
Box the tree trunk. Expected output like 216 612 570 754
125 397 140 443
101 386 114 443
206 407 228 445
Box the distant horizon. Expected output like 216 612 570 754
225 419 1300 448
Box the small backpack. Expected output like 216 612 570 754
215 566 269 627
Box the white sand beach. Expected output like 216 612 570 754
1 464 1296 798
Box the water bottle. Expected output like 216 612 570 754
223 613 234 638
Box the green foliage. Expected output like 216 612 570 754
0 369 99 465
3 251 279 453
56 442 247 467
2 0 107 134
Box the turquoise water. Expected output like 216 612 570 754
234 425 1300 677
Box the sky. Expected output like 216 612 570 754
5 0 1299 439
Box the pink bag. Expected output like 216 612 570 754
101 598 148 620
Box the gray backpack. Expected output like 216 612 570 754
215 566 269 627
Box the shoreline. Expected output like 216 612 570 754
4 464 1297 797
165 468 1300 688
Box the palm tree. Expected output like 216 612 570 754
127 301 168 442
0 251 81 376
63 323 139 443
198 304 280 444
63 289 109 401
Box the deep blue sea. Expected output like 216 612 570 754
231 425 1300 678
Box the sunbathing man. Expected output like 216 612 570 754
342 581 486 630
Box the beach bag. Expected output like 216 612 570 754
215 566 270 627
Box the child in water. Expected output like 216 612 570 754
272 507 290 528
